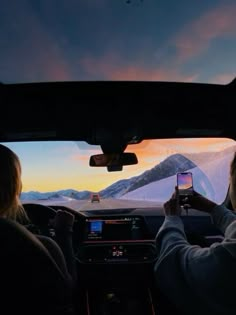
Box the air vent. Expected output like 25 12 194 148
83 208 135 216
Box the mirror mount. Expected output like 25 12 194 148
107 165 123 172
89 135 138 172
89 152 138 172
100 141 127 155
99 139 128 171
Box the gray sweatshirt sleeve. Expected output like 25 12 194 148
155 205 236 261
210 205 236 234
154 214 236 315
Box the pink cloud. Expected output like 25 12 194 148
211 73 236 84
174 3 236 62
80 53 197 82
81 3 236 83
110 66 197 82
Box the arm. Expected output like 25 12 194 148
53 210 78 284
37 234 69 276
154 216 233 315
154 189 236 315
186 191 236 234
211 204 236 234
54 228 77 283
155 215 210 261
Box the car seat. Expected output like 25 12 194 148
0 218 75 315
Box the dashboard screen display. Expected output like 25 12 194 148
85 216 145 241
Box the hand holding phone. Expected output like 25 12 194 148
177 172 193 213
177 172 193 196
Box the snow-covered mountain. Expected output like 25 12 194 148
125 154 196 193
20 189 91 201
121 151 234 204
99 177 138 198
100 154 197 198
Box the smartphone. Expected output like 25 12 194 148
177 172 193 196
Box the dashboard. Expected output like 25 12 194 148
76 214 156 264
31 205 224 265
25 204 226 315
69 207 222 265
83 216 148 242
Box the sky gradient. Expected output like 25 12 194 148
3 138 236 192
1 0 236 84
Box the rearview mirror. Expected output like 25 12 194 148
89 152 138 170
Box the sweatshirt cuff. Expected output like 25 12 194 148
155 216 186 252
164 215 184 226
157 215 184 235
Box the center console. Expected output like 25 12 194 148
77 215 157 264
87 287 155 315
76 213 158 315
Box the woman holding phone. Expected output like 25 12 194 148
154 157 236 315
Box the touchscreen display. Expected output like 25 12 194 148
85 217 144 241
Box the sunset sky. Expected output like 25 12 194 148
1 1 236 192
1 0 236 84
3 138 236 192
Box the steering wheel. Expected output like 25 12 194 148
22 203 57 237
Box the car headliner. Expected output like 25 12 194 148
1 79 236 145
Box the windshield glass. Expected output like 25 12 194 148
1 0 235 84
2 138 235 211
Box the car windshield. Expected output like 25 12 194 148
1 0 235 84
2 138 235 211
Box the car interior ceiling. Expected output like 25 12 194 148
1 80 236 315
1 79 236 142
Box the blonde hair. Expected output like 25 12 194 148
0 144 27 221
